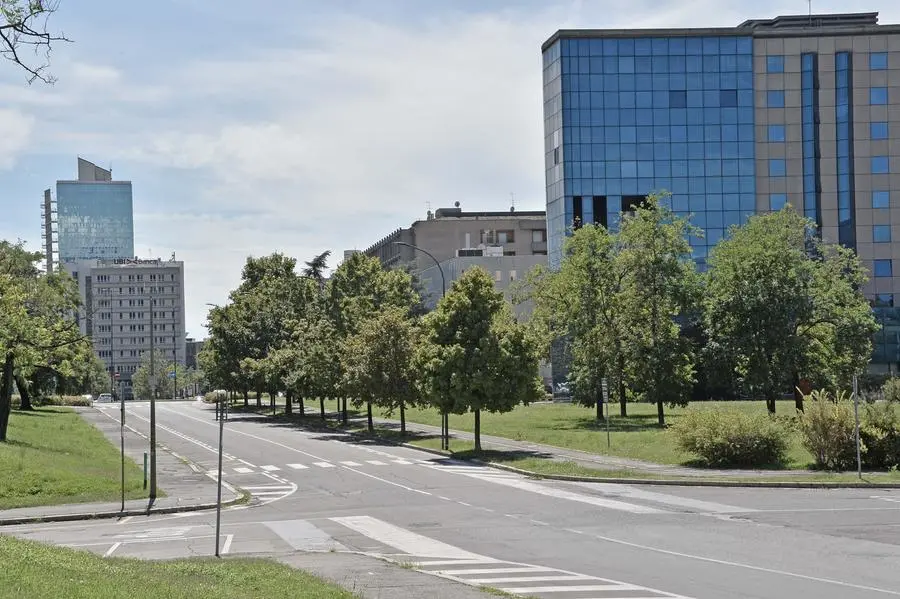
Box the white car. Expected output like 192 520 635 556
97 393 114 403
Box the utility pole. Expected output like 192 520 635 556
149 290 157 501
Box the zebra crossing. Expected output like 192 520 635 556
221 457 432 476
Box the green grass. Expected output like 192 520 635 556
0 536 358 599
0 407 147 509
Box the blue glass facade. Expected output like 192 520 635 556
57 181 135 262
544 35 755 268
801 53 821 227
835 51 855 249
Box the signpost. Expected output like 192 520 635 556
853 374 862 480
214 392 227 557
119 373 125 512
601 377 610 448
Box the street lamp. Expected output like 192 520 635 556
392 241 449 451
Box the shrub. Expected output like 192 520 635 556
797 390 859 470
861 401 900 470
38 395 94 407
672 409 789 468
882 377 900 404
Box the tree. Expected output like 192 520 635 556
284 315 342 420
132 350 174 400
302 251 331 291
522 225 632 418
343 307 420 433
616 194 701 426
1 0 68 83
705 206 878 413
417 267 543 451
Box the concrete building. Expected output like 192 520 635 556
46 158 134 269
185 338 205 370
362 205 548 273
64 257 186 397
542 11 900 370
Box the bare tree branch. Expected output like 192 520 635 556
0 0 70 84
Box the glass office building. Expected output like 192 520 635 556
56 158 135 262
542 12 900 371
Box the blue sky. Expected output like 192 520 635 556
2 0 898 337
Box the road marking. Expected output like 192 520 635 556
416 559 501 566
221 534 234 555
103 542 121 557
340 461 362 466
501 584 642 593
570 528 900 596
392 459 413 465
470 574 591 584
242 485 294 491
252 491 289 496
871 495 900 504
366 460 387 466
341 465 435 495
436 567 555 575
238 459 256 467
117 516 133 525
287 463 308 469
260 465 281 471
313 461 335 468
569 482 753 514
264 519 346 551
234 467 253 474
330 516 486 560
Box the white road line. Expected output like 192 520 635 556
238 459 256 467
340 461 362 466
251 491 290 497
260 465 281 471
469 574 590 584
117 516 134 525
103 542 121 557
313 462 335 468
572 529 900 597
287 463 308 469
366 460 387 466
392 459 413 465
221 534 234 554
242 485 294 491
570 482 754 514
434 567 554 575
416 559 501 567
500 584 641 593
234 467 253 474
330 516 487 560
341 465 434 496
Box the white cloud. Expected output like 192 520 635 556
0 109 35 169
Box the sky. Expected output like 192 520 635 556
2 0 899 339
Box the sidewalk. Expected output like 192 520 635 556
0 407 242 526
368 416 812 479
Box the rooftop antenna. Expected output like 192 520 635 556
808 0 812 26
510 192 516 212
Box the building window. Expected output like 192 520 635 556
768 159 786 177
720 89 737 107
497 230 515 244
873 191 891 208
767 90 785 108
532 229 547 243
494 270 502 282
871 87 888 105
768 125 785 142
874 259 893 278
874 225 892 243
669 90 687 108
509 270 517 281
503 250 516 256
870 52 888 70
872 156 890 174
767 55 785 73
769 194 787 211
871 121 889 139
875 294 894 307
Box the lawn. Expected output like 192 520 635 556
0 536 358 599
0 407 147 510
300 398 816 469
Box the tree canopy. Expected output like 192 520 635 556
1 0 68 83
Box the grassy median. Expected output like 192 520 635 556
0 407 146 510
0 536 358 599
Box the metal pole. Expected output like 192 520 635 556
215 393 225 557
149 292 157 501
853 374 862 480
120 385 125 512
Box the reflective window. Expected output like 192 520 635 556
768 124 785 142
767 90 785 108
874 259 893 278
874 225 892 243
766 55 784 73
835 52 854 248
669 90 687 108
57 181 135 261
870 52 888 70
871 121 889 139
873 190 891 209
768 159 786 177
871 87 888 105
720 89 737 107
872 156 890 174
769 193 787 211
875 294 894 307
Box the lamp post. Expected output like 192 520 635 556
148 288 158 502
393 241 449 451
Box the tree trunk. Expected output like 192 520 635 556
255 389 261 408
474 409 482 452
15 374 33 411
792 372 804 412
617 354 627 417
656 397 665 427
765 392 777 415
341 397 348 425
242 389 249 407
0 353 15 442
400 402 406 435
270 389 276 415
596 395 603 421
285 390 293 415
319 397 326 420
366 401 373 432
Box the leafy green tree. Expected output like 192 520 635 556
285 315 343 420
417 267 543 451
343 307 420 433
1 0 68 83
617 194 701 426
522 224 631 417
302 251 331 291
705 206 878 413
132 350 174 400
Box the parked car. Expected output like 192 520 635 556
97 393 114 403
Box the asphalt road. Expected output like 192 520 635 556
10 400 900 599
